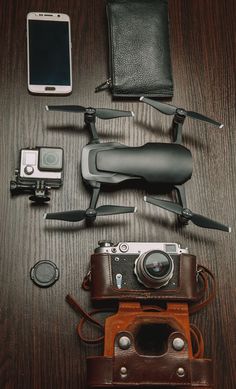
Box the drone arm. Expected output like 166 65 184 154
174 185 189 225
174 185 187 208
84 111 100 143
172 120 183 144
172 111 187 144
89 184 101 209
88 122 100 143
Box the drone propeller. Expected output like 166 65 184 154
140 97 223 128
44 205 136 222
144 196 230 232
45 105 134 120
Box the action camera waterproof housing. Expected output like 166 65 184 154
10 147 63 203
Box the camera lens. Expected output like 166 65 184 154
39 148 63 171
134 250 174 289
43 152 59 166
144 251 171 279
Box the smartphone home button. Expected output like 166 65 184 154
45 87 56 91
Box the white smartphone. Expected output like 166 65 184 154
27 12 72 94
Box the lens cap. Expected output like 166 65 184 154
30 260 59 288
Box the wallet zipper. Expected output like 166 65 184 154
95 5 113 93
95 78 112 92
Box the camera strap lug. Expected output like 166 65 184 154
82 269 92 290
196 267 203 282
190 265 216 314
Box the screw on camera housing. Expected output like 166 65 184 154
120 366 128 378
118 335 131 350
176 367 185 377
172 337 185 351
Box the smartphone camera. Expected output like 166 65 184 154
10 147 63 203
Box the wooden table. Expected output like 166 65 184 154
0 1 235 388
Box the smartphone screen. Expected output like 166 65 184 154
27 14 72 94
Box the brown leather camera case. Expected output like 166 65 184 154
90 253 203 303
87 302 213 388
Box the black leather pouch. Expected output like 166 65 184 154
96 0 173 98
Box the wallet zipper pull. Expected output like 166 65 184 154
95 78 112 92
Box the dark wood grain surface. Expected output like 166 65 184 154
0 0 235 388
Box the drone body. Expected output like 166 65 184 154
44 98 230 232
81 142 192 186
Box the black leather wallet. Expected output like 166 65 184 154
96 0 173 98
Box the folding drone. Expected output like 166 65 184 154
44 98 230 232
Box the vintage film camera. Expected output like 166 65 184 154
71 241 214 388
87 241 204 303
10 147 63 203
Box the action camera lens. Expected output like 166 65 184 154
144 251 171 279
134 250 174 289
43 152 58 166
39 148 63 171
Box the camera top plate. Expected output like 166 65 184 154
95 241 189 255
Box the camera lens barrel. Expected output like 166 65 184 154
134 250 174 289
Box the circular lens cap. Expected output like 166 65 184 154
30 260 59 288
